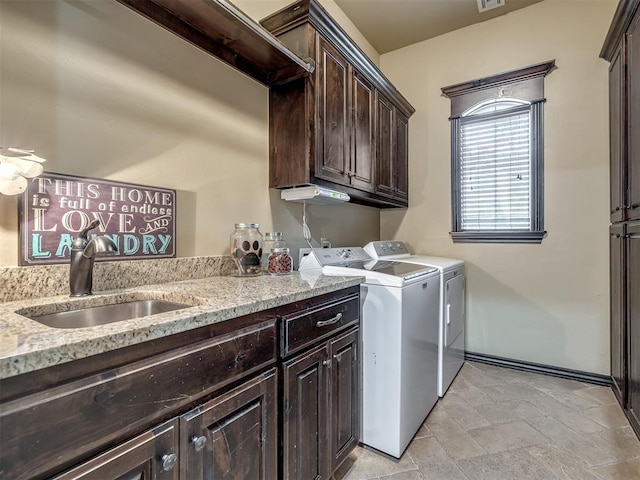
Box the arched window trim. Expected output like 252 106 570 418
462 97 530 117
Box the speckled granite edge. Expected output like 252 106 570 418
0 273 364 379
0 256 236 302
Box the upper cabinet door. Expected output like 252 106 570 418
316 37 350 185
376 93 395 198
628 11 640 220
610 42 626 223
350 71 375 192
395 111 409 203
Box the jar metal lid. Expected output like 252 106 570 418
235 223 260 228
271 247 290 254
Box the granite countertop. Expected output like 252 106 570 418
0 272 363 380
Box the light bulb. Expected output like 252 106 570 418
7 157 44 178
0 161 20 181
0 176 27 195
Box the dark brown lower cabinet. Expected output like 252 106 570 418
52 419 180 480
282 327 360 480
282 343 330 479
627 222 640 434
329 328 360 473
0 287 361 480
180 369 278 480
611 223 627 406
51 370 278 480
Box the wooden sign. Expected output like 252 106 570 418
18 172 176 265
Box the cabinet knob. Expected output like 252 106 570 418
323 359 332 368
161 453 178 471
192 435 208 452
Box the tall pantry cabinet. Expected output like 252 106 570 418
601 0 640 438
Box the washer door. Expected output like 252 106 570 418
444 274 464 347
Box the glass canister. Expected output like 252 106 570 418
268 247 293 275
230 223 263 276
261 232 286 273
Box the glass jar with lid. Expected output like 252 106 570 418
230 223 263 276
261 232 286 273
268 247 293 275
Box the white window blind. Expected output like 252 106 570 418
459 106 531 231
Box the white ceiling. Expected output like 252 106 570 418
333 0 545 54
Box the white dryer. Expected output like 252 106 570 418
364 241 465 397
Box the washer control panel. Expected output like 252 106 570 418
299 247 372 269
367 241 411 257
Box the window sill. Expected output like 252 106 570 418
450 231 546 244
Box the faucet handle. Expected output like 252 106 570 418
79 219 101 240
72 219 101 249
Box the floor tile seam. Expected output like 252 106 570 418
525 440 605 474
589 455 640 468
514 444 578 478
415 455 473 480
406 434 472 473
541 408 611 435
521 422 626 469
377 469 423 480
429 405 478 433
436 403 494 431
430 429 488 460
582 412 631 430
455 445 561 480
520 414 612 454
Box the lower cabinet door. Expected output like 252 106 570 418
282 344 331 480
611 224 627 406
180 369 278 480
329 327 360 473
628 222 640 433
52 419 179 480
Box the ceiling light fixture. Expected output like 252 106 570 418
0 147 47 195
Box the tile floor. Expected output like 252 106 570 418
334 361 640 480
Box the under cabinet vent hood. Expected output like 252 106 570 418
281 185 350 205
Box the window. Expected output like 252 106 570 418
442 60 555 243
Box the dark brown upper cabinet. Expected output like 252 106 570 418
602 0 640 222
116 0 314 87
375 95 409 204
261 0 415 208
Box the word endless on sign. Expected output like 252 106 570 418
19 173 176 265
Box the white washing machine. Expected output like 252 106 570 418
298 247 440 458
364 241 465 397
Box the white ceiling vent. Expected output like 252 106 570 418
477 0 505 13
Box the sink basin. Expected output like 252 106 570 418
25 300 192 329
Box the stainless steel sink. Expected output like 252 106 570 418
25 300 192 329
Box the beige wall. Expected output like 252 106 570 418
0 0 380 267
380 0 616 374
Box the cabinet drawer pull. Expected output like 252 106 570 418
161 453 178 471
316 312 343 327
192 435 208 452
